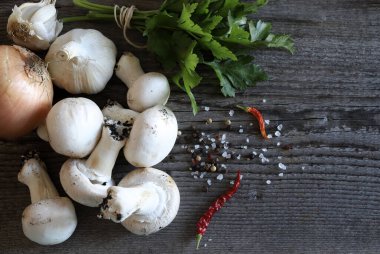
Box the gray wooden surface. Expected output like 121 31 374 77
0 0 379 253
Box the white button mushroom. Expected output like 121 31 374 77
99 167 180 235
60 119 128 207
37 97 104 158
115 52 170 112
124 105 178 167
18 152 77 245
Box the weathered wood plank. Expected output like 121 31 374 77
0 0 380 253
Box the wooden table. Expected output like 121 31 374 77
1 0 379 253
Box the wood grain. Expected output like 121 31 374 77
0 0 379 253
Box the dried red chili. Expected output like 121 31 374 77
195 171 241 249
237 105 268 139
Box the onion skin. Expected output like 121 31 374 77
0 45 53 140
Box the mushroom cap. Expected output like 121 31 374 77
127 72 170 112
60 159 111 207
22 197 77 245
124 105 178 167
119 167 180 235
46 97 103 158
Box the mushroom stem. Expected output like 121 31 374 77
82 123 125 184
36 120 49 142
115 52 144 88
18 153 59 203
100 182 163 223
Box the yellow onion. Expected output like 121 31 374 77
0 45 53 140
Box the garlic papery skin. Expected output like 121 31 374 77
45 29 117 94
7 0 63 51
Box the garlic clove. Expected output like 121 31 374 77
7 0 62 51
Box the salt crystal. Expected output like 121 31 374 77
204 243 207 247
221 164 227 169
210 138 216 142
263 99 267 103
277 142 281 146
278 163 287 170
278 156 282 159
216 174 223 181
223 143 229 149
211 143 217 149
193 175 198 179
229 110 235 116
208 239 212 242
302 166 305 170
246 138 250 143
278 173 284 177
241 145 248 149
204 106 210 111
275 131 281 137
259 153 265 158
230 180 234 185
181 145 186 149
266 180 271 184
226 154 232 159
221 134 226 141
265 119 270 125
252 151 257 156
200 172 206 179
277 124 283 131
207 179 212 186
201 132 205 136
262 148 267 152
267 134 273 139
249 123 254 126
236 154 241 160
239 128 244 133
222 151 228 158
205 145 209 150
190 149 194 153
240 175 243 180
199 138 203 142
194 144 200 149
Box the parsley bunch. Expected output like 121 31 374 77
65 0 294 114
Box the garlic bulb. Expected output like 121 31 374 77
7 0 62 51
45 29 117 94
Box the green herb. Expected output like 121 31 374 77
63 0 294 114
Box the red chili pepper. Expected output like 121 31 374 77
195 171 241 249
236 105 268 139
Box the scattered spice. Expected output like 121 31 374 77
236 105 268 139
196 171 241 249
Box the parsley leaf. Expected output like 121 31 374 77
205 56 268 97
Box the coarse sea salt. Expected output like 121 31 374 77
277 142 281 146
277 124 283 131
279 173 284 177
216 174 224 181
229 110 235 117
246 138 250 143
262 148 267 152
266 180 271 184
265 119 270 125
239 129 244 133
204 106 210 111
278 163 287 170
267 134 273 139
275 131 281 137
207 179 212 186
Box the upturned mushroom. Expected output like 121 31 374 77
115 52 170 112
37 97 103 158
60 119 129 207
124 105 178 167
102 100 139 124
99 167 180 235
18 152 77 245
